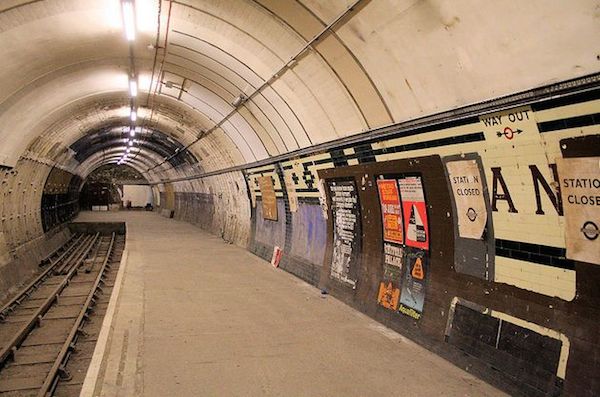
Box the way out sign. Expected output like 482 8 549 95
479 105 536 142
557 157 600 265
446 160 487 239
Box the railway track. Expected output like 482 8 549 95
0 231 125 396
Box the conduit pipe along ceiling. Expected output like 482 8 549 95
0 1 597 180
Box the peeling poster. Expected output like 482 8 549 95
329 179 360 287
446 160 487 239
258 176 277 221
557 157 600 265
284 171 298 213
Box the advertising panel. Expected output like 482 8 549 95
329 179 361 287
398 248 429 320
377 179 404 244
377 242 403 310
399 176 429 250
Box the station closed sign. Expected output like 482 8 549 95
557 157 600 265
446 160 488 239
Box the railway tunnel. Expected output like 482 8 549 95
0 1 599 396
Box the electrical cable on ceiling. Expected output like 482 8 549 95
146 0 365 172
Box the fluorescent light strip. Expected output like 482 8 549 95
129 79 138 97
131 110 137 122
122 1 136 41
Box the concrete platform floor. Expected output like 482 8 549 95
75 211 506 397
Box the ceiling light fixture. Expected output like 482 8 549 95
129 78 138 97
130 128 136 137
127 148 131 153
129 140 134 146
130 110 137 122
122 0 136 41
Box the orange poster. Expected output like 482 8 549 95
377 281 400 310
377 179 404 244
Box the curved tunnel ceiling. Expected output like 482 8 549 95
0 0 597 178
70 126 198 167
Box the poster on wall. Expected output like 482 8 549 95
398 248 429 320
399 176 429 250
257 175 278 221
317 178 328 220
377 179 404 244
329 179 360 287
445 160 488 239
556 157 600 265
283 171 298 213
377 242 403 310
249 179 257 208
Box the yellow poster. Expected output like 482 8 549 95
258 176 278 221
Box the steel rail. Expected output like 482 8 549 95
58 234 100 275
39 233 79 266
38 233 116 397
84 236 104 274
55 234 99 275
51 234 93 276
0 234 86 321
0 233 100 368
46 234 86 267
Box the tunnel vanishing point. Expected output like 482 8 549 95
0 1 599 396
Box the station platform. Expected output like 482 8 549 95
74 211 505 397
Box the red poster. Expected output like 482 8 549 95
377 179 404 244
398 176 429 250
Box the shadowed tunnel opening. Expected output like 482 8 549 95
78 164 151 211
